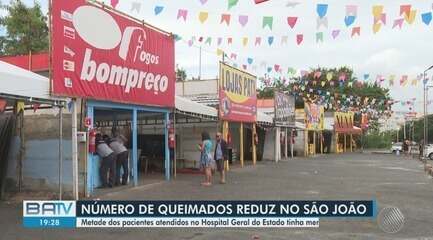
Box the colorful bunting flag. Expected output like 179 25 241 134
110 0 119 9
287 17 298 28
200 0 208 5
177 9 188 21
317 4 328 18
242 37 248 46
16 101 25 113
0 99 6 112
351 27 361 37
255 37 262 46
239 15 248 27
217 37 223 46
131 1 141 13
404 10 417 24
400 75 408 86
345 16 356 27
267 36 274 46
154 6 164 15
199 12 209 23
400 5 411 17
296 34 303 45
317 17 328 29
33 103 40 113
393 18 404 29
221 14 231 25
326 72 333 81
228 0 239 10
217 48 224 56
262 16 273 30
422 12 432 25
316 32 324 43
286 1 300 8
281 36 288 45
331 29 340 39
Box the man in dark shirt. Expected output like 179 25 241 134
214 132 228 184
96 134 116 188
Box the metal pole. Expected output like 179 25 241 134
58 106 63 200
198 46 202 80
71 100 79 200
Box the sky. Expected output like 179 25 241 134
16 0 433 120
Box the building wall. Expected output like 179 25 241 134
176 79 218 96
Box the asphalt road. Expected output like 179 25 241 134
1 153 433 240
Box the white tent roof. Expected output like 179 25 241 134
175 95 218 119
0 60 64 102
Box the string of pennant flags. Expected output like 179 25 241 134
110 0 433 47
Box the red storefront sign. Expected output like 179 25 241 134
52 0 175 107
219 62 257 123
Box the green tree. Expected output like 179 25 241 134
176 67 187 82
0 0 48 55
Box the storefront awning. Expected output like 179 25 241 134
175 95 218 120
0 60 65 104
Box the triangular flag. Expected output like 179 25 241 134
373 23 381 33
317 4 328 18
287 17 298 28
33 103 40 112
281 36 288 45
404 10 417 24
296 34 303 45
230 53 237 59
262 16 273 30
363 74 369 80
227 37 233 45
331 29 340 39
131 1 141 13
400 75 408 86
199 12 209 24
247 58 253 65
217 37 223 46
177 9 188 21
228 0 239 10
239 15 248 27
274 64 280 72
205 37 212 45
422 12 432 25
0 99 6 112
110 0 119 9
154 6 164 15
255 37 262 46
317 16 328 29
221 14 231 25
200 0 208 5
393 18 404 29
344 15 356 27
16 101 25 113
267 36 274 46
411 78 418 86
242 37 248 46
326 72 333 81
372 5 384 18
400 5 411 17
346 5 358 16
316 32 323 43
351 27 361 37
217 49 223 56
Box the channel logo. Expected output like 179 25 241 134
23 201 76 228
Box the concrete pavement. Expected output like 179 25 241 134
1 153 433 239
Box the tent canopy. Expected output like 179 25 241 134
0 60 65 104
175 95 218 120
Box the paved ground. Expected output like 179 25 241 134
1 153 433 240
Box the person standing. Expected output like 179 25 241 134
214 132 228 184
402 139 409 157
109 134 129 186
96 134 116 188
199 131 213 186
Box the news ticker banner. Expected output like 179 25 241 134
23 200 376 228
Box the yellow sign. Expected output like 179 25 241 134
219 62 257 122
305 103 324 130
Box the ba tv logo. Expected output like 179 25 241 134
23 201 76 217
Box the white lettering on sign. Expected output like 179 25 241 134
80 49 169 94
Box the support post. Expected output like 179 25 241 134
344 134 347 153
320 132 323 154
223 121 230 171
252 123 257 166
313 131 316 155
290 129 294 158
304 130 308 157
350 134 353 152
58 106 63 200
86 106 94 197
132 109 138 186
275 127 280 162
284 128 288 158
240 122 244 167
164 112 170 180
71 100 79 200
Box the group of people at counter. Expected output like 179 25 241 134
95 133 129 188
